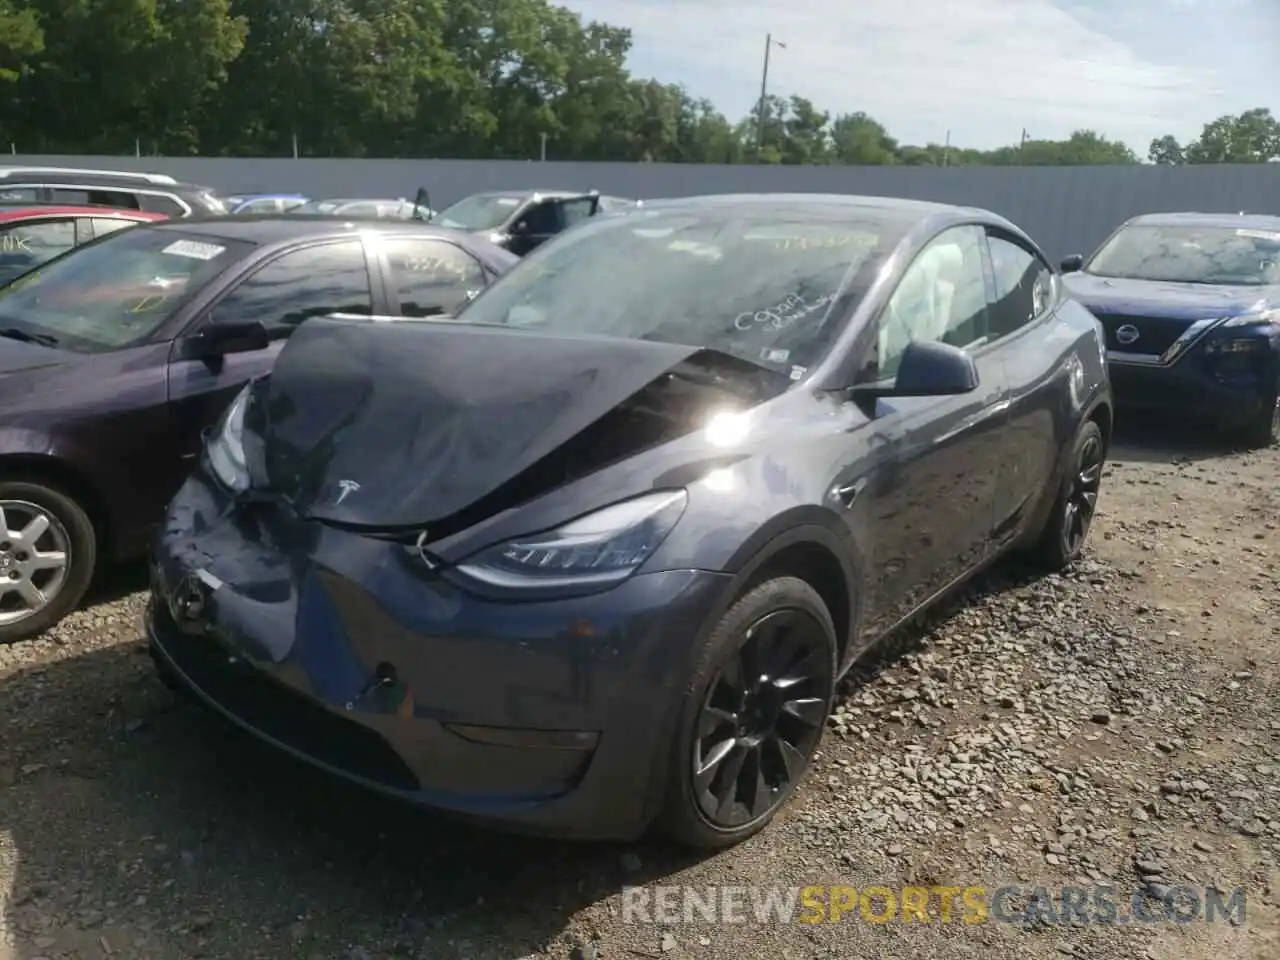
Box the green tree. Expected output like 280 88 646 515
1182 108 1279 163
1147 135 1184 165
830 112 899 165
0 0 42 84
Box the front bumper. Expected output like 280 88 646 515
1107 336 1279 427
148 474 731 840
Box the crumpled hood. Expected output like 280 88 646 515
1063 273 1274 321
254 317 709 529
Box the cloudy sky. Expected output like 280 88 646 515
563 0 1277 153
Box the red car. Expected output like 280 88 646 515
0 205 168 286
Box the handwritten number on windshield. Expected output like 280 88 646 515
733 292 836 331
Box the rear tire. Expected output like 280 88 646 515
0 480 96 644
1031 420 1106 572
658 577 837 850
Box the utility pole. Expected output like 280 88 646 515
755 33 786 162
1020 128 1029 149
943 130 951 167
540 132 548 162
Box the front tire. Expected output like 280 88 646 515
0 481 96 644
1239 390 1278 450
1031 419 1105 572
658 577 837 850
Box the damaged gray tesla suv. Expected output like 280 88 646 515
147 194 1113 849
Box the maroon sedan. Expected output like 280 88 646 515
0 205 167 286
0 215 519 642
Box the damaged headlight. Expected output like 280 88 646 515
206 384 251 492
1220 307 1276 328
455 490 687 589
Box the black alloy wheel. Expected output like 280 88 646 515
1032 419 1106 571
1061 428 1104 559
661 577 837 849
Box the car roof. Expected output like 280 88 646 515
1125 211 1280 231
615 192 1007 230
0 166 213 192
0 205 167 222
451 189 596 203
306 198 405 205
142 215 479 246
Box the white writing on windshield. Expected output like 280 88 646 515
733 292 836 332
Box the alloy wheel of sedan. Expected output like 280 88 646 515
691 606 834 830
0 499 71 627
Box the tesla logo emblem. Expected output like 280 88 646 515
1115 324 1140 346
334 479 360 505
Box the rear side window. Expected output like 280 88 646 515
50 187 141 209
986 232 1054 338
381 237 487 317
0 186 38 202
210 240 373 336
92 217 142 238
0 219 77 285
139 194 187 217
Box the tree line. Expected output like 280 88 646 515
1 0 1277 165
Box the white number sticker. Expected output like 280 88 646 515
162 239 226 260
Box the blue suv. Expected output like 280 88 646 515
1061 212 1280 448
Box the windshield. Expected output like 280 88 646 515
0 227 253 353
1087 224 1280 285
454 208 898 377
433 194 524 231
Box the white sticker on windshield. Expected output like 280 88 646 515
762 348 790 364
790 365 807 381
495 197 521 206
667 239 722 260
1236 228 1280 242
163 239 226 260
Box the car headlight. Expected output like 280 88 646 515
206 384 251 492
1221 308 1276 328
454 490 687 589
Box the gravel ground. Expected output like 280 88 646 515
1 422 1277 960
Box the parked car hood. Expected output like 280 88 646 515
0 335 72 378
1063 273 1274 320
252 317 772 531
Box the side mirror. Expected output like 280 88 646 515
184 319 270 359
1059 254 1084 273
851 340 980 400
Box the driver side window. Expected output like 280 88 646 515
519 201 562 235
869 225 989 380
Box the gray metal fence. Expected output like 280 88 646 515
10 154 1279 260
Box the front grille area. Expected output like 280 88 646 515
152 605 421 792
1096 313 1197 357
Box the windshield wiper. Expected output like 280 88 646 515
0 327 59 347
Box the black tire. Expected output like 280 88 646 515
1238 391 1278 450
0 480 97 644
1031 419 1106 572
658 576 837 850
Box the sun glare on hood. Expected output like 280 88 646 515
705 410 751 447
